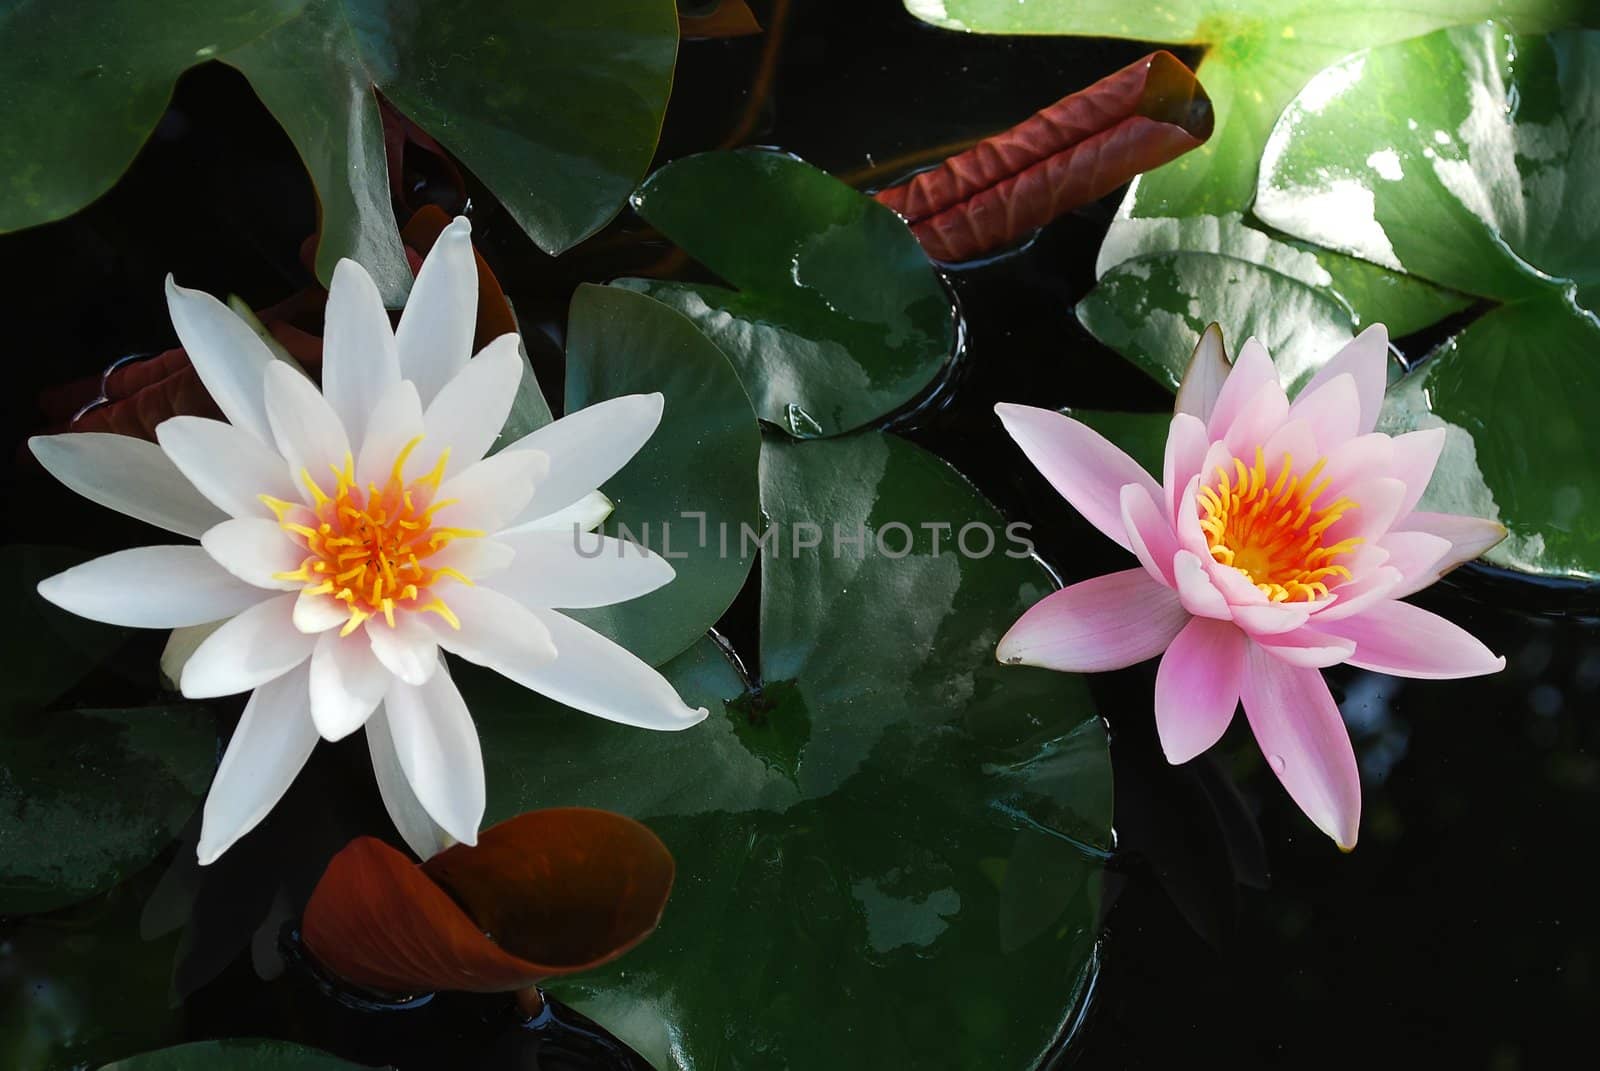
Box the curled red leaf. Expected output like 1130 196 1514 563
301 808 674 999
874 51 1213 263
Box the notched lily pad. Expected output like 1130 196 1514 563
463 431 1113 1070
621 150 958 437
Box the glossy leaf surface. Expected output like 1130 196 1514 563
623 151 957 437
1255 24 1600 578
563 285 762 667
875 51 1213 261
464 431 1114 1069
904 0 1590 217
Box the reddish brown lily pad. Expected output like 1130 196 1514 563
874 51 1212 263
301 808 674 1000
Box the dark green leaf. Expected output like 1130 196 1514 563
3 547 129 719
225 0 679 303
623 150 957 437
0 706 217 916
1068 409 1168 479
0 0 307 233
468 430 1112 1069
562 284 762 666
101 1039 380 1069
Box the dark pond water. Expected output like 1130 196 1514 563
4 1 1598 1068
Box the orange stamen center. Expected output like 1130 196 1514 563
263 437 480 636
1196 447 1362 603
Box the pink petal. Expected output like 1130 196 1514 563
1163 413 1209 521
1320 600 1506 679
1174 550 1231 620
1174 323 1229 424
1240 645 1361 850
1389 511 1507 584
1222 380 1291 457
995 404 1161 552
1376 530 1453 599
1121 483 1178 586
1314 433 1392 505
1256 626 1356 668
1323 476 1407 547
1287 372 1360 452
996 568 1188 672
1312 553 1402 624
1154 617 1244 764
1294 324 1388 435
1206 338 1278 442
1232 601 1313 636
1173 475 1212 560
1259 418 1318 474
1389 429 1447 516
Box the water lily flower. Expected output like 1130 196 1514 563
994 325 1506 850
31 217 707 865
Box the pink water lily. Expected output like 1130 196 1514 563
995 324 1507 850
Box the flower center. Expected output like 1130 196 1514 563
263 437 481 635
1196 448 1362 603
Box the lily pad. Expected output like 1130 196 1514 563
3 547 129 719
621 151 958 437
903 0 1590 217
562 284 762 667
463 431 1113 1069
1255 23 1600 579
0 705 218 916
0 1 678 304
100 1040 378 1069
0 881 183 1070
0 0 307 235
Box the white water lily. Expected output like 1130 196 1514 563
32 217 707 865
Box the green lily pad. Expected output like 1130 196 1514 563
0 705 218 916
100 1040 379 1069
465 430 1112 1069
0 0 307 235
561 284 762 667
1254 23 1600 579
1069 409 1167 479
904 0 1591 217
621 151 958 437
0 1 677 304
0 881 183 1070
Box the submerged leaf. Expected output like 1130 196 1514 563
679 0 762 39
301 809 673 997
99 1039 379 1069
874 51 1213 262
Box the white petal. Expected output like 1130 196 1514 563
428 583 557 675
181 593 315 698
308 631 389 741
415 334 524 477
490 528 675 609
502 489 614 535
355 379 425 490
394 216 477 404
503 394 663 525
322 258 401 450
383 666 484 847
263 361 351 498
366 613 441 686
367 707 453 861
161 621 223 689
293 589 350 633
426 537 515 580
165 276 276 442
196 661 318 865
31 433 226 538
434 448 550 534
39 546 270 628
156 416 299 519
511 608 707 730
201 518 305 589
